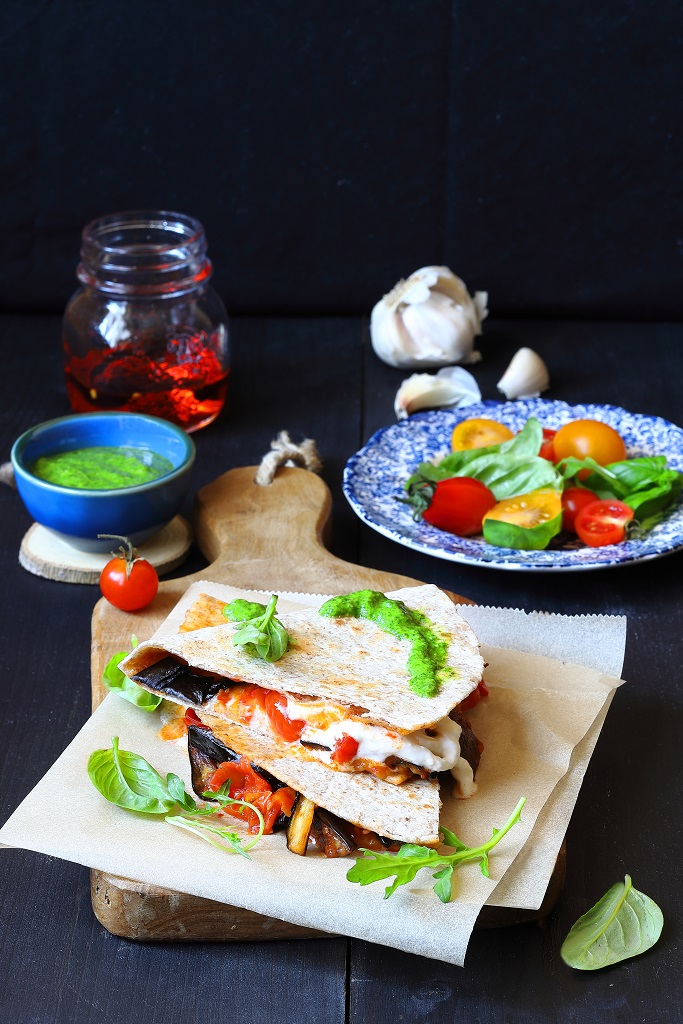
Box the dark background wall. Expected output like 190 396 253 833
1 0 680 319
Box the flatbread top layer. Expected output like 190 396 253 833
121 584 484 734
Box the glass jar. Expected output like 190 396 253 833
62 210 230 432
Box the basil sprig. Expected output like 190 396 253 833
223 594 292 662
88 737 264 856
558 455 682 524
102 639 162 712
561 875 663 970
346 796 526 902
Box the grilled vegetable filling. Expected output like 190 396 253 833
136 657 484 796
188 726 398 856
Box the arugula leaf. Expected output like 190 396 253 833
346 797 526 902
561 875 663 970
226 594 292 662
102 642 162 712
88 740 264 857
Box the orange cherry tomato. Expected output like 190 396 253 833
451 418 514 451
99 534 158 611
553 420 627 466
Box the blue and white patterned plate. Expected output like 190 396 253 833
343 399 683 572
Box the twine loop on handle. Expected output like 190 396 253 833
255 431 323 486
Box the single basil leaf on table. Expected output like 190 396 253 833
561 874 663 970
88 737 176 814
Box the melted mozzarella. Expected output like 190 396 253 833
287 695 466 774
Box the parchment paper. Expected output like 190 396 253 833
0 584 625 966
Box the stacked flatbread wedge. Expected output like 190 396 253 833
120 584 485 848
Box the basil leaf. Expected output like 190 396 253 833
88 737 176 814
561 875 663 970
166 773 197 811
228 595 292 662
102 650 162 712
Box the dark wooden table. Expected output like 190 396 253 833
1 314 681 1023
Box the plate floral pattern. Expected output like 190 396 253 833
343 399 683 571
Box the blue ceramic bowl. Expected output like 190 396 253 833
11 412 195 552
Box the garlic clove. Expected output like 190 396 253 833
370 266 488 369
497 347 550 400
394 366 482 420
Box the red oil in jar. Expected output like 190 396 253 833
62 211 230 432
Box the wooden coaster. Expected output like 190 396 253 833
19 516 193 584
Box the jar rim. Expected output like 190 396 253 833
82 210 205 250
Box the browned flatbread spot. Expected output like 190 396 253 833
180 594 227 632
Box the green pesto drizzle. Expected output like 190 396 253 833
318 589 450 698
222 599 268 622
32 446 173 490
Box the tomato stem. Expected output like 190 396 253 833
98 533 137 578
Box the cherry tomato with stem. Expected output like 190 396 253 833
423 477 497 536
561 487 599 532
574 500 634 547
99 534 159 611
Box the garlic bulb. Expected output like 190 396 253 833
370 266 488 369
497 348 550 400
394 367 481 420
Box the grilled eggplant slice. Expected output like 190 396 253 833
132 657 227 705
309 809 356 858
286 795 317 855
187 725 292 831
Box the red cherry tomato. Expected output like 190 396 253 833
331 734 360 764
423 477 497 536
264 690 306 742
99 535 158 611
561 487 599 532
574 500 634 547
539 428 557 462
553 420 627 465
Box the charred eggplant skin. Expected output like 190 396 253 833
131 657 227 706
187 724 290 833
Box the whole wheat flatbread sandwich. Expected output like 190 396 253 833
120 584 486 850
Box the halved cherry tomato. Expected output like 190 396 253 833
539 428 557 462
423 477 497 536
574 500 633 547
264 690 306 742
331 734 360 764
451 418 514 451
553 419 627 466
561 487 599 532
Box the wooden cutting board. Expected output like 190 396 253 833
90 465 564 940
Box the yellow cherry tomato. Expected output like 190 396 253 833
553 419 627 465
451 418 514 451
